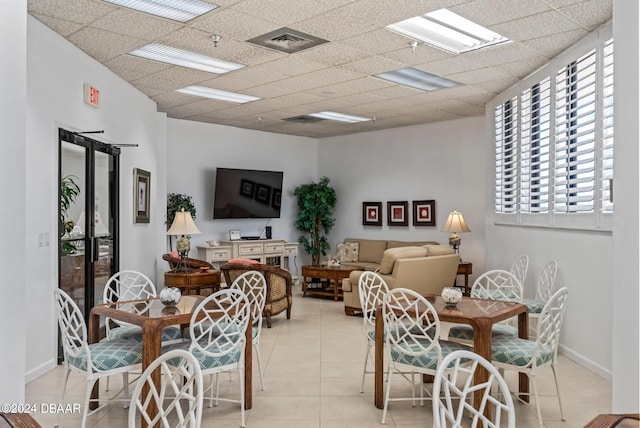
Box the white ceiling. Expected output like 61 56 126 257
27 0 612 138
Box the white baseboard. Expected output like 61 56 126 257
559 344 612 382
25 358 57 384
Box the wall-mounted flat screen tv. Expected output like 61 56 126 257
213 167 284 219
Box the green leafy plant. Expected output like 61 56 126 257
60 175 80 236
294 177 337 266
166 193 196 229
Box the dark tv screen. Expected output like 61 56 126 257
213 168 284 219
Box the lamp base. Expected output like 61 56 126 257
174 251 190 272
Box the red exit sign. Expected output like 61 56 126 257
83 83 100 108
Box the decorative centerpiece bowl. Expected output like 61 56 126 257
159 287 182 307
441 287 463 307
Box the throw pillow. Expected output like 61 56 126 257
338 242 359 263
229 258 260 264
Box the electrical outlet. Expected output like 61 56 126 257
44 232 50 247
37 233 44 247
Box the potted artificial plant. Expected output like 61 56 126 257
294 177 337 266
60 175 80 255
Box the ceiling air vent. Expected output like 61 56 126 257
247 27 329 54
282 115 326 124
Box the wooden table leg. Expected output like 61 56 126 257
302 274 308 297
374 306 384 409
472 321 492 420
141 320 163 428
333 279 339 301
87 312 100 410
518 311 530 402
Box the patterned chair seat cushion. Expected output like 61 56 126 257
163 340 243 369
448 324 517 341
108 325 182 343
522 298 545 314
67 339 143 371
390 340 469 370
474 289 520 301
491 336 554 367
367 326 436 342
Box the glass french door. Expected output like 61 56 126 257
58 128 120 321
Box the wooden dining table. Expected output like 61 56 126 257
374 295 528 419
88 295 252 425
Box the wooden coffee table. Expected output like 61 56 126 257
301 265 362 301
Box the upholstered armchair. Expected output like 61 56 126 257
220 263 292 328
162 253 213 271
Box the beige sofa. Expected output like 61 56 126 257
337 238 442 271
341 241 460 316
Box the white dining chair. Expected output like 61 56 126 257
128 349 203 428
357 271 389 393
491 287 569 427
433 350 515 428
54 289 143 428
509 255 529 287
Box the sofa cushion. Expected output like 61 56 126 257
424 245 456 256
378 246 428 275
386 240 439 249
346 238 387 263
337 242 359 262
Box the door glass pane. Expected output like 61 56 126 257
94 150 113 310
60 141 87 315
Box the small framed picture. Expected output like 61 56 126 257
387 201 408 226
362 202 382 226
271 189 282 209
255 183 272 205
239 179 255 198
229 229 241 240
134 168 150 224
413 200 436 226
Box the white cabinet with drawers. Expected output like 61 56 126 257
197 239 299 276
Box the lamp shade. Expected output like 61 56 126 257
442 210 470 233
167 209 201 236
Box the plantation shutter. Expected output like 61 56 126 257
601 38 614 213
495 96 518 214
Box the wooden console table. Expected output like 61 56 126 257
302 265 361 301
164 269 221 295
197 239 299 274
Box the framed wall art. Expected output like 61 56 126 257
413 200 436 226
239 179 255 198
134 168 150 223
255 183 272 205
387 201 408 226
362 202 382 226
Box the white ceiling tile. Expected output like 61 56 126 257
230 0 330 26
492 10 584 42
67 27 145 62
521 29 589 58
296 43 371 66
338 55 407 75
28 0 114 24
448 0 551 26
90 9 182 41
190 8 278 41
30 14 84 36
558 0 613 30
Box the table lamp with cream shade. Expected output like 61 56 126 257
167 208 201 272
442 210 470 254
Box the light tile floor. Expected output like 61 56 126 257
28 286 612 427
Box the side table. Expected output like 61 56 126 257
301 265 362 301
455 261 473 296
164 269 221 295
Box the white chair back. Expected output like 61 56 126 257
471 269 523 302
103 270 157 331
358 271 389 332
535 287 569 363
509 255 529 286
229 270 266 330
54 289 89 364
128 349 203 428
433 350 515 428
535 261 558 303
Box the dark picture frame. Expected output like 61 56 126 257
239 179 255 198
362 201 383 226
134 168 150 224
255 183 272 205
387 201 408 226
413 200 436 226
271 189 282 209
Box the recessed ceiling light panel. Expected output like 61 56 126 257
387 8 510 54
308 111 373 123
103 0 218 22
375 67 461 91
129 43 245 74
176 86 261 103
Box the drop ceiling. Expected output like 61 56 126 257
27 0 612 138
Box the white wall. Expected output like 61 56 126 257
24 16 166 381
0 0 27 403
165 119 318 272
318 117 488 276
611 0 640 412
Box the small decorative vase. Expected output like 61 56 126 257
441 287 463 307
159 287 182 307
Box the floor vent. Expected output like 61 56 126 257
247 27 329 54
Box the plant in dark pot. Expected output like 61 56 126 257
294 177 337 266
166 193 196 251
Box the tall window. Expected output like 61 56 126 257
493 25 613 230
